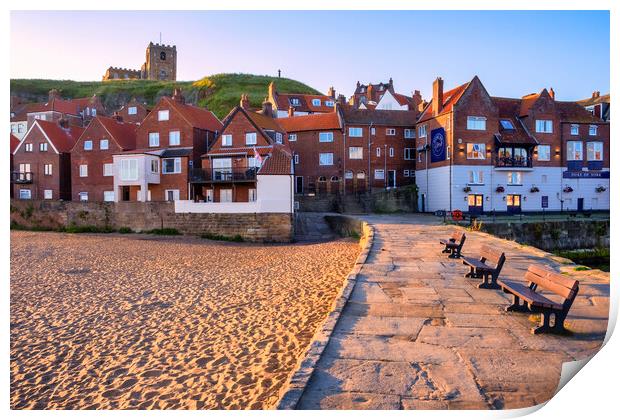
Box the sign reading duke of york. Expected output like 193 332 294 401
430 127 446 163
563 171 610 179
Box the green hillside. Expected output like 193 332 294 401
10 73 322 119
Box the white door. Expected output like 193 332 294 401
220 189 233 202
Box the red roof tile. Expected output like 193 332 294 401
164 97 223 132
277 112 341 132
274 93 335 113
556 101 605 124
258 144 293 175
418 81 470 122
10 134 20 153
33 120 85 153
95 116 138 150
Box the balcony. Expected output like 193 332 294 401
11 172 33 184
494 156 533 170
189 167 257 184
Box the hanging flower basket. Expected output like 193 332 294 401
563 186 573 193
495 186 505 193
463 186 472 193
595 186 607 193
530 186 540 193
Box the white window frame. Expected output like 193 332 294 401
404 170 410 177
570 124 579 135
294 154 299 164
311 99 321 106
276 132 283 144
589 125 598 136
128 106 137 115
587 141 603 161
165 189 180 202
149 132 160 147
120 159 138 181
319 132 334 142
467 116 487 131
507 172 522 186
418 125 427 138
349 147 363 159
248 188 257 202
44 164 53 176
79 192 89 202
404 148 415 160
319 153 333 166
99 139 109 150
84 140 93 151
220 189 233 203
404 129 415 139
376 147 381 157
151 160 159 173
466 143 486 160
103 191 115 202
158 110 170 121
162 157 182 174
344 170 353 179
288 134 297 142
468 170 484 185
389 147 394 157
537 145 551 161
374 169 385 180
245 132 257 145
39 142 48 152
386 128 396 136
535 119 553 133
44 189 53 200
222 134 232 146
169 130 181 146
348 127 363 137
103 163 114 177
25 143 33 152
19 189 31 199
79 164 88 177
567 141 583 160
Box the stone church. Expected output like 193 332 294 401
102 42 177 81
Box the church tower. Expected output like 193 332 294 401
141 42 177 81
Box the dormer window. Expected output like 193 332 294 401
290 98 300 106
500 120 514 130
128 106 137 115
158 110 169 121
312 99 321 106
325 101 334 107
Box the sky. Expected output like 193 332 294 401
10 10 610 101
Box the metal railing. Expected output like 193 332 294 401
494 156 533 168
11 172 34 184
189 167 257 183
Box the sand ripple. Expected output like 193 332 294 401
10 231 359 409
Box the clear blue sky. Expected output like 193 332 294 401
10 10 609 101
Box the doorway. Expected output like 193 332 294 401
507 194 522 214
295 176 303 194
388 170 396 188
468 194 484 214
577 198 584 212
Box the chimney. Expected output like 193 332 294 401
288 106 295 117
172 87 185 104
48 89 61 103
337 94 346 105
412 90 423 110
367 83 374 101
388 77 394 88
432 77 444 117
549 88 555 99
240 94 250 110
593 91 600 98
58 118 69 129
327 86 336 99
356 81 360 91
268 82 276 100
262 98 273 117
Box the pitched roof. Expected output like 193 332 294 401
10 134 20 154
32 120 85 153
577 92 610 107
556 101 605 124
273 93 335 113
258 144 293 175
418 81 470 122
95 116 138 150
340 106 417 127
277 112 341 132
163 97 223 132
392 92 415 107
245 109 285 132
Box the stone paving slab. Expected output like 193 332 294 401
295 214 609 410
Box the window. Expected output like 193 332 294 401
348 127 363 137
11 125 17 133
248 157 259 168
404 148 415 160
537 145 551 161
466 143 486 159
570 124 579 135
404 129 415 139
103 191 115 202
79 164 88 177
356 172 365 179
245 132 257 145
158 110 169 121
374 169 385 180
149 132 160 147
468 170 484 185
220 189 233 202
344 170 353 179
44 164 52 175
44 190 52 199
294 154 299 164
39 142 48 152
312 99 321 106
404 170 410 177
222 134 232 146
386 128 396 136
389 147 395 157
507 172 522 185
288 134 297 142
319 132 334 142
162 157 182 174
589 125 598 136
79 192 88 202
276 133 283 144
84 140 93 150
98 139 109 150
587 142 603 161
418 125 427 138
150 160 159 173
567 141 583 160
18 123 25 133
535 120 553 133
249 189 257 202
128 106 137 115
168 131 181 146
25 143 33 152
349 147 363 159
103 163 114 176
319 153 333 166
376 147 381 157
290 98 300 106
165 190 180 201
330 176 339 182
85 108 91 116
120 159 138 181
500 120 515 130
467 116 487 130
325 101 334 107
19 189 31 200
92 109 97 117
371 127 376 135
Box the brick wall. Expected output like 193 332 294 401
10 200 293 242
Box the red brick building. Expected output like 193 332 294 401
115 98 150 124
577 91 610 122
70 116 137 202
191 98 289 202
112 89 222 202
350 78 423 111
278 105 417 195
10 134 20 198
267 82 336 118
12 119 84 200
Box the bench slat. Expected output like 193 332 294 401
525 265 578 299
480 245 503 264
498 280 563 310
529 265 578 290
462 257 493 271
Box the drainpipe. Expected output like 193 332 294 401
384 144 387 189
368 122 374 193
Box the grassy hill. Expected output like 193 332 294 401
10 73 321 119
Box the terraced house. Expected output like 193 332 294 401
11 119 84 200
112 88 222 202
415 76 610 213
267 82 336 117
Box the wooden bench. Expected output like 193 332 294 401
498 265 579 334
439 231 466 259
462 245 506 289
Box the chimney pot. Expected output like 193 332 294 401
288 106 295 117
432 77 444 117
549 87 555 99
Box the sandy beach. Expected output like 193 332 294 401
10 231 359 409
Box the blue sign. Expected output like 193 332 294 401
563 171 609 179
430 128 446 163
541 196 549 208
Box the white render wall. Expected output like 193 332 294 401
175 174 294 214
375 90 408 111
416 165 610 212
